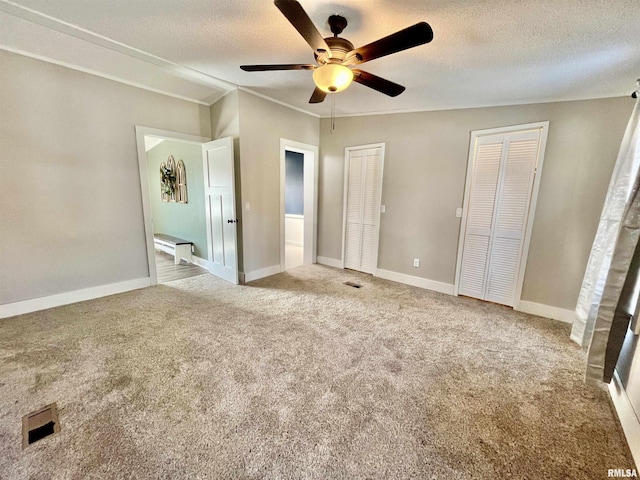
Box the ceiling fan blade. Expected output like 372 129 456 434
309 87 327 104
274 0 331 55
352 69 406 97
240 64 316 71
349 22 433 65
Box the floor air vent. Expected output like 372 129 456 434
344 281 362 288
22 403 60 449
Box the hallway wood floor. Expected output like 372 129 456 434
155 250 209 283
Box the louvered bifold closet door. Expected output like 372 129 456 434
458 135 504 299
360 149 383 273
344 147 383 274
485 130 540 305
344 151 365 270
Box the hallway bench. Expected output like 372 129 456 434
153 234 194 265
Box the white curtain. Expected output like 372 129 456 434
571 86 640 384
572 93 640 347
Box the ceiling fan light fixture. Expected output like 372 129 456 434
312 64 354 93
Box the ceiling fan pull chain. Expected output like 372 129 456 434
331 95 336 134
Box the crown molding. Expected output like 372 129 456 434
238 87 320 118
1 45 218 106
0 0 236 93
321 93 629 119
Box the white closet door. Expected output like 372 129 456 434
485 131 540 305
458 127 542 307
343 146 384 274
344 152 364 270
458 135 504 298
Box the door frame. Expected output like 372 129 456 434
341 142 386 272
135 126 210 286
453 121 549 308
279 138 319 272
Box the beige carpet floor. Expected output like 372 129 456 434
0 265 635 479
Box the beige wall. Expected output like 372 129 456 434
210 90 240 140
0 50 210 305
237 90 319 274
2 46 631 315
318 97 632 310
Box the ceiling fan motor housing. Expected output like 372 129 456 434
316 36 355 64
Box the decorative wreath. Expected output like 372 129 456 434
160 156 177 197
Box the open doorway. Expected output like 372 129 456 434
280 139 319 272
284 150 305 269
135 127 211 285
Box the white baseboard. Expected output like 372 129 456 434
516 301 576 324
375 269 455 295
191 255 210 270
316 256 343 269
0 277 151 319
245 264 282 283
610 371 640 468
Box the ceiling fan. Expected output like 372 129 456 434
240 0 434 104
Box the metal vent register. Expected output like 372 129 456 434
22 403 60 449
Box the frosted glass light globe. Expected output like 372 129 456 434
313 64 354 93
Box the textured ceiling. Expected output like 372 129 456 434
2 0 639 116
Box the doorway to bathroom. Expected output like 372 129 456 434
279 139 319 271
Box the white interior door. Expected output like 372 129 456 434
456 123 548 307
343 144 385 274
203 137 238 284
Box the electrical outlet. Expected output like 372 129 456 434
456 207 463 218
245 202 250 212
380 205 386 213
413 258 420 268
